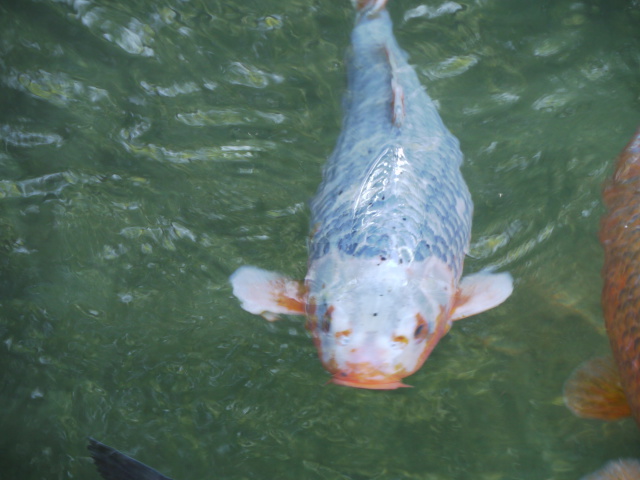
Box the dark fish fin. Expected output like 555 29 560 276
88 438 175 480
563 356 632 420
580 458 640 480
384 45 405 127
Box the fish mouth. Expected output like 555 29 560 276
331 376 411 389
329 362 411 390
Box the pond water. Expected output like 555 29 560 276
1 0 640 479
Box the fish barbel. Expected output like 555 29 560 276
231 0 513 389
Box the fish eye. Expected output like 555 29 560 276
321 305 334 333
414 315 429 340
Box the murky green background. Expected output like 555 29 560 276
1 0 639 479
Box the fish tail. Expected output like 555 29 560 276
563 356 632 421
352 0 388 14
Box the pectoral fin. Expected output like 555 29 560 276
580 459 640 480
230 265 306 321
451 271 513 321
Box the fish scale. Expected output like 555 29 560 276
309 8 472 275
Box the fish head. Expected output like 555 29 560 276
306 255 456 389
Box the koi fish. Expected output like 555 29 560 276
564 127 640 424
564 127 640 479
231 0 513 389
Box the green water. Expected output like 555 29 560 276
1 0 640 478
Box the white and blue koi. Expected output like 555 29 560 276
231 0 513 389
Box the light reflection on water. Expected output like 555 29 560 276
1 0 639 479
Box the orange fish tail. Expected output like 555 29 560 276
563 356 631 420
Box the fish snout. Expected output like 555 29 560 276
322 331 416 389
330 360 410 390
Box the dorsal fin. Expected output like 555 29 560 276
353 0 388 14
384 45 405 127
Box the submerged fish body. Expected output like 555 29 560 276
231 1 513 389
563 128 640 479
600 126 640 423
564 127 640 423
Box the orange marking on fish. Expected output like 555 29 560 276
273 279 307 314
331 361 410 390
276 296 306 314
335 329 352 340
392 335 409 346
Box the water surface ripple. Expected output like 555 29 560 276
1 1 639 479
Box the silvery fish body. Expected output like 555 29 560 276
230 1 512 389
309 9 470 272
